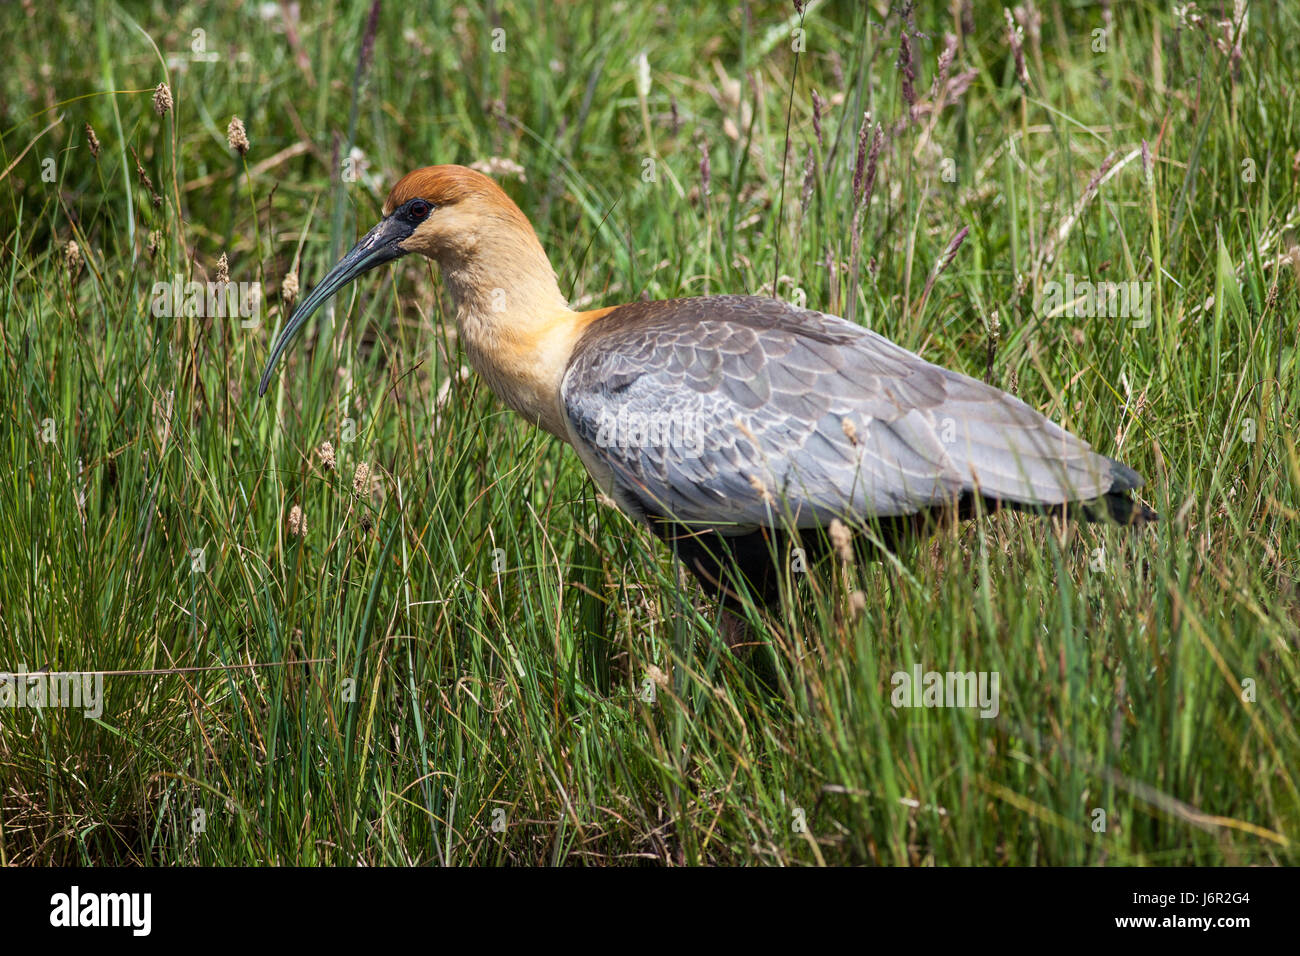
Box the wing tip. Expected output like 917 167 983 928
1091 456 1158 524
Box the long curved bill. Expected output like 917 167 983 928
258 215 415 397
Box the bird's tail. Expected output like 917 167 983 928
1078 456 1158 525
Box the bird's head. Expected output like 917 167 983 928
258 164 543 397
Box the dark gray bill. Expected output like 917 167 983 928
258 215 414 397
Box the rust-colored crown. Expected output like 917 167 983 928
383 165 515 217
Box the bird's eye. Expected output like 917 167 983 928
408 200 432 220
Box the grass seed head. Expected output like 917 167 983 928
468 157 527 182
830 518 854 564
811 88 825 148
352 462 371 497
897 31 916 116
227 116 250 156
848 590 867 618
1004 8 1029 88
153 82 173 115
800 145 816 210
64 240 82 276
282 270 299 306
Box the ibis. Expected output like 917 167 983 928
260 165 1154 642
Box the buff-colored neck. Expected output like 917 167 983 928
429 215 591 439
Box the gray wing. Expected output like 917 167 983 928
561 295 1131 532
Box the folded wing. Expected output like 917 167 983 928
561 295 1134 532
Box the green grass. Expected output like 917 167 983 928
0 0 1296 865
